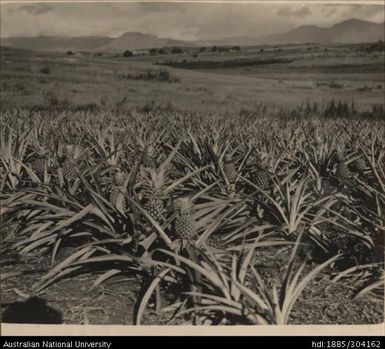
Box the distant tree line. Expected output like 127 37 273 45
161 57 292 70
122 45 242 58
211 46 241 52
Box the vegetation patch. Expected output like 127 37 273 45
160 58 293 69
117 69 179 82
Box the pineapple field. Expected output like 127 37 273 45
1 107 384 325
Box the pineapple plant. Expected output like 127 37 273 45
139 142 181 223
2 105 385 326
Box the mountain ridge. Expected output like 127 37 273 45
1 18 384 52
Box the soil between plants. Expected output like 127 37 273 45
1 248 383 326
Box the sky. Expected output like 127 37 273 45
1 2 384 40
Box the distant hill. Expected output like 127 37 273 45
257 19 384 44
0 32 193 53
98 32 191 51
209 19 384 46
1 18 384 52
0 35 114 52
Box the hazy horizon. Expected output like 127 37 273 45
1 3 384 40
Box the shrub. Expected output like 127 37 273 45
72 103 101 112
39 67 51 75
117 69 179 83
123 50 133 57
41 90 70 110
171 47 183 54
328 81 344 89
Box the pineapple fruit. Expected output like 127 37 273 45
174 196 196 240
140 144 156 169
223 154 237 183
206 234 224 249
142 153 156 169
206 234 239 250
253 167 271 190
175 211 196 240
30 158 46 177
28 145 48 178
141 167 167 223
334 146 345 161
110 169 127 211
335 161 350 180
61 145 79 179
62 157 78 179
246 154 271 190
352 158 366 173
143 194 164 222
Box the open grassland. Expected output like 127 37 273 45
1 109 384 324
1 43 384 113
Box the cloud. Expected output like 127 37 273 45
138 3 184 13
319 4 384 24
1 3 383 39
19 4 54 15
295 7 311 18
277 6 312 19
276 7 291 17
321 6 338 17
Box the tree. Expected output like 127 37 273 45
150 48 158 55
123 50 133 57
171 47 183 54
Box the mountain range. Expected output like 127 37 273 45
1 19 384 52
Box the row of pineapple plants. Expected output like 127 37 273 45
1 108 384 324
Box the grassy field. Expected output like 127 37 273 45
1 43 384 326
1 43 384 113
